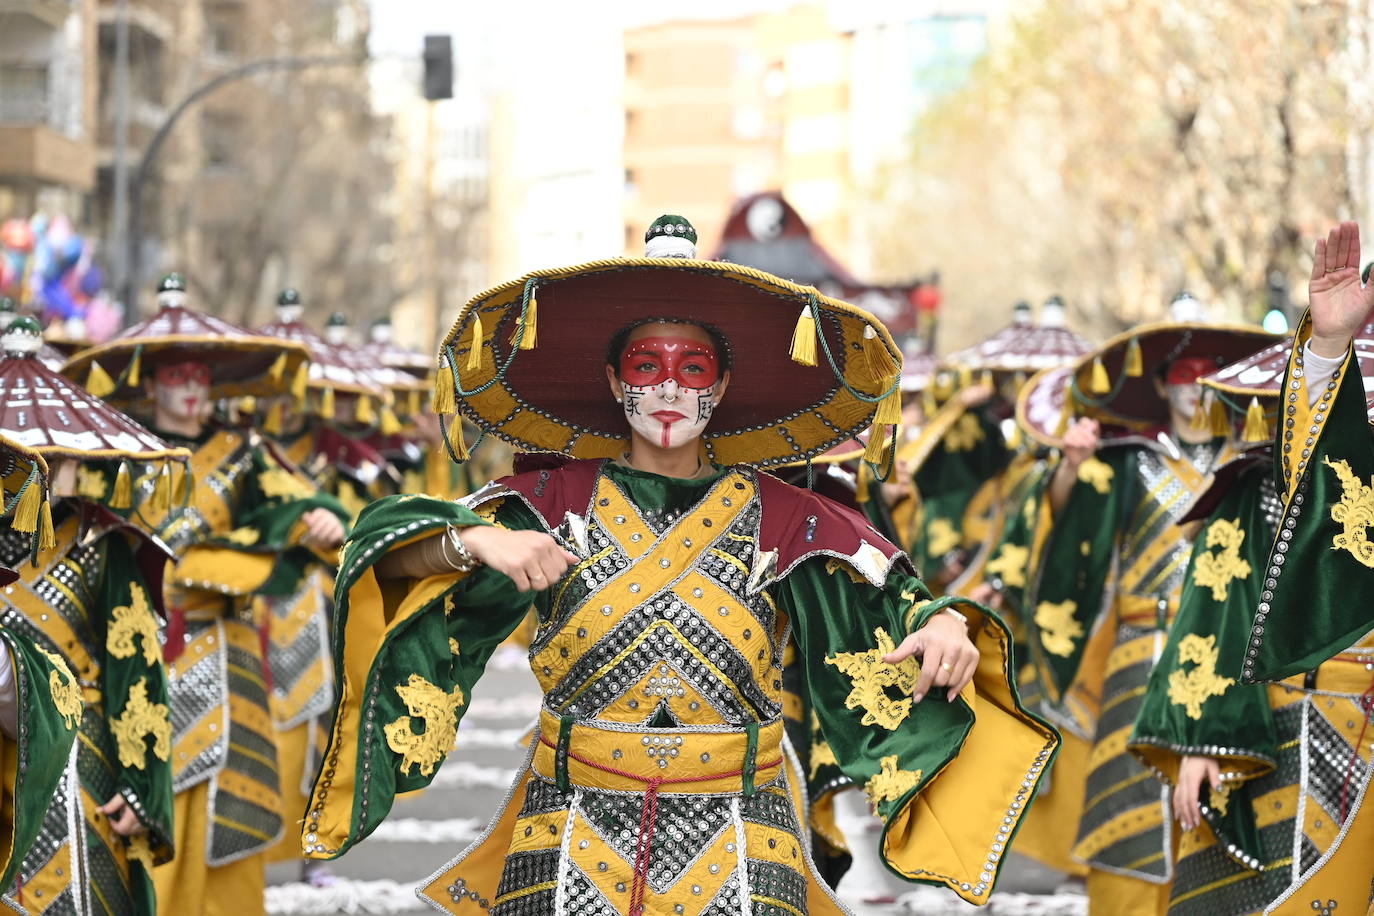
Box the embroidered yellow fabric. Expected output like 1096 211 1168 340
809 739 838 779
38 646 82 728
824 557 869 585
448 638 461 656
76 466 108 501
1034 600 1083 658
1190 517 1253 601
944 413 985 452
1323 457 1374 568
126 833 155 869
927 518 960 556
1167 633 1235 720
259 466 315 501
864 755 923 805
985 543 1030 589
111 678 173 769
106 583 162 667
1076 457 1114 495
1209 780 1233 817
224 526 261 546
383 674 466 777
825 628 918 730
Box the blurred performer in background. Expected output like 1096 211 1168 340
0 317 181 915
64 276 350 916
1023 300 1272 914
297 216 1059 914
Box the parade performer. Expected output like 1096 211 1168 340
0 438 82 903
1130 307 1374 913
0 317 185 915
63 276 351 916
1026 300 1272 914
1243 221 1374 684
300 215 1059 915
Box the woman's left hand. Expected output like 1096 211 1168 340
883 612 979 703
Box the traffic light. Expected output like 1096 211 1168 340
423 35 453 100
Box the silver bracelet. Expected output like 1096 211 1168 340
941 606 969 626
443 526 481 573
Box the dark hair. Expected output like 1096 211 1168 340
605 319 734 376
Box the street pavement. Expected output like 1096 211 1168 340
264 649 1086 915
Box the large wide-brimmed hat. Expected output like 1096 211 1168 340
365 316 430 379
1016 365 1075 449
1068 320 1276 433
323 312 428 406
944 298 1094 378
436 238 903 468
259 291 385 406
0 426 49 556
61 275 310 402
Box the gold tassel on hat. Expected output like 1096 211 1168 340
111 461 133 510
291 362 309 405
320 387 336 419
86 362 117 398
1006 421 1023 450
1090 357 1111 395
1190 394 1212 433
1242 397 1270 443
863 428 889 465
126 347 142 388
268 351 288 384
433 360 456 415
355 395 375 426
518 287 538 350
874 387 902 426
264 401 285 436
1209 396 1231 438
175 464 192 506
922 387 938 419
380 406 403 436
442 416 470 461
856 461 872 504
38 500 54 552
466 312 486 372
11 470 41 534
150 463 172 512
789 307 818 367
861 325 898 383
1124 337 1143 377
957 365 974 390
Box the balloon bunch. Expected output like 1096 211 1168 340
0 213 121 341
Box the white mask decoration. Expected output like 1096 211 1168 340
617 333 722 450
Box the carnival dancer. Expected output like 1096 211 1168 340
1130 305 1374 914
1026 299 1272 914
62 275 351 916
300 215 1060 915
0 437 82 901
1243 221 1374 684
0 317 185 915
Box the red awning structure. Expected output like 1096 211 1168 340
710 192 929 340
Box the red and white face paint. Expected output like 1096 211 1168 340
151 361 213 425
617 334 721 449
1164 357 1214 422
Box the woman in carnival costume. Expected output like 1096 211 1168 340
300 215 1060 915
62 275 350 916
0 316 186 915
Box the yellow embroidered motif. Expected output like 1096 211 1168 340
986 543 1030 589
224 527 260 546
258 467 315 501
824 628 918 730
1323 457 1374 568
903 598 933 631
126 833 155 869
1167 633 1235 720
110 678 173 769
107 583 162 667
927 518 960 557
383 674 466 776
1190 517 1253 601
37 647 82 729
1209 780 1233 817
824 557 868 585
76 466 108 501
1034 600 1083 658
944 413 985 452
809 739 838 779
448 638 461 656
864 755 923 805
1077 457 1114 495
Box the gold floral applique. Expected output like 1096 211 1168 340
1191 517 1253 601
986 543 1030 589
1323 457 1374 568
77 466 108 501
825 557 869 585
110 678 172 769
945 413 985 452
383 674 466 776
106 584 161 667
125 832 155 869
37 647 82 729
825 628 918 730
1167 633 1235 720
1077 457 1114 495
225 527 260 546
864 755 924 805
258 467 315 501
1034 600 1083 658
927 518 960 557
1208 780 1233 817
448 638 461 656
809 740 838 779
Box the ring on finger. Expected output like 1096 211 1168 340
940 661 953 672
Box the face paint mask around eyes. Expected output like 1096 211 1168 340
1167 381 1202 422
617 334 721 449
